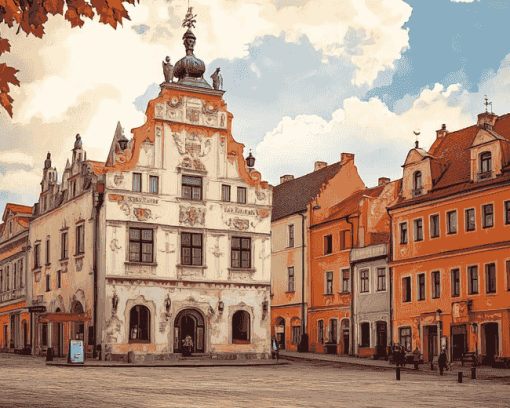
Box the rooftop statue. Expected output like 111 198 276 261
163 56 174 83
211 68 223 90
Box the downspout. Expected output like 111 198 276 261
387 207 394 351
346 214 354 356
299 211 307 352
92 189 104 359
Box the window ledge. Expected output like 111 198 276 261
339 291 350 294
228 268 255 273
177 264 206 269
74 253 85 259
128 340 151 344
45 263 51 267
126 261 158 267
32 267 42 273
59 258 69 262
285 290 295 294
176 197 206 206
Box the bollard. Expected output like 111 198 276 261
396 367 401 381
471 367 476 380
458 372 463 383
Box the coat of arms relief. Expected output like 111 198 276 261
173 130 212 170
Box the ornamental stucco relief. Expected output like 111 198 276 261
179 205 206 226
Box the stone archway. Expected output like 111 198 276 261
174 308 205 354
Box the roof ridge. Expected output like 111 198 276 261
273 161 342 189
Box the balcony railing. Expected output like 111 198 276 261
412 187 424 198
0 286 26 303
476 171 493 182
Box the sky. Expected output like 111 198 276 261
1 0 510 213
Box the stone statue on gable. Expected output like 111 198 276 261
211 68 223 90
163 56 174 83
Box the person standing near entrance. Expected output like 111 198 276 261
438 348 447 376
182 335 193 357
412 347 420 370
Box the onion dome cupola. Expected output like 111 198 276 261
173 7 211 89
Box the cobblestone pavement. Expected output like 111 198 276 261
1 354 509 407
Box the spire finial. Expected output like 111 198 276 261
484 95 492 113
413 129 420 149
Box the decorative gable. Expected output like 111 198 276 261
469 124 507 183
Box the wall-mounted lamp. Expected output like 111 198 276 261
218 301 224 313
246 150 256 168
164 294 171 314
112 292 119 313
312 204 321 211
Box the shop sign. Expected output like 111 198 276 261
275 326 284 333
68 340 84 364
28 306 47 313
350 244 387 262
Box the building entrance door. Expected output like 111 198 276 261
275 317 285 350
174 309 205 354
483 323 498 364
451 325 466 361
376 322 387 357
22 321 28 348
426 326 438 363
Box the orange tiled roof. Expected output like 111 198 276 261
88 160 107 175
391 114 510 210
2 203 33 222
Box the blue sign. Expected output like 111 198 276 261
69 340 84 364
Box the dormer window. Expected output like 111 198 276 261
412 171 423 197
477 152 492 181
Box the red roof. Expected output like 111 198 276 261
88 160 107 175
2 203 33 222
272 162 344 222
391 113 510 209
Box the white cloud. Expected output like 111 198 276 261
0 151 35 167
256 83 473 187
0 169 42 194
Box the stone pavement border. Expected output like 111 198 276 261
280 350 510 380
46 359 291 368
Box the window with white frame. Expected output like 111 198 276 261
430 214 439 238
468 266 478 294
377 268 386 291
418 273 425 301
465 208 476 231
486 263 496 294
451 269 460 297
360 269 369 293
482 204 494 228
402 277 411 302
325 271 333 294
324 235 332 255
149 176 159 194
414 219 423 241
342 269 350 293
505 201 510 225
231 237 251 269
399 327 412 352
287 267 295 292
447 211 457 234
400 222 408 244
432 271 441 299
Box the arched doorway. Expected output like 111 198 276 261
174 309 205 354
275 317 285 350
72 301 85 340
376 321 387 358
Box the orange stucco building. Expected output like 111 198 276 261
389 111 510 365
271 155 364 352
0 204 32 353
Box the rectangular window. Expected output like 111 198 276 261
400 223 408 244
465 208 476 231
237 187 247 204
45 240 50 265
287 267 295 292
181 233 202 266
221 185 230 202
360 269 369 293
5 266 8 290
149 176 159 194
329 319 338 343
399 327 412 352
57 270 61 289
288 224 294 248
325 271 333 294
231 237 251 269
482 204 494 228
432 271 441 299
342 269 350 293
418 273 425 301
377 268 386 291
402 277 411 302
129 228 154 263
505 201 510 225
34 244 41 268
317 320 324 344
292 326 301 345
324 235 332 255
468 266 479 294
76 225 85 255
132 173 142 192
13 263 17 289
61 233 68 260
486 263 496 294
19 260 23 288
414 219 423 242
45 274 50 292
182 176 202 201
447 211 457 234
451 269 460 297
339 230 348 250
507 261 510 292
430 214 440 238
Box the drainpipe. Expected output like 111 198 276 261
346 214 354 356
92 189 104 359
299 211 308 352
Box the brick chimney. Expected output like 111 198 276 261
378 177 390 186
436 124 448 139
340 153 355 164
314 161 327 172
280 175 295 184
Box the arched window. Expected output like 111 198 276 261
72 301 85 340
232 310 250 344
480 152 492 173
129 305 150 342
413 171 422 190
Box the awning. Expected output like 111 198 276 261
38 312 90 323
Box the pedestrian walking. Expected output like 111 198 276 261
413 347 421 370
438 348 447 376
394 343 400 366
400 346 407 368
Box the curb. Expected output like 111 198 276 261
45 360 291 368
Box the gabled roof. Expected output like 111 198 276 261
88 160 107 175
271 162 344 222
391 113 510 210
2 203 33 222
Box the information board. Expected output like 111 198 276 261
68 340 84 364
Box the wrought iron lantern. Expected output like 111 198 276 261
164 294 171 314
246 150 255 168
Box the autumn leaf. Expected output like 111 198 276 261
0 91 14 117
0 38 11 55
0 63 20 93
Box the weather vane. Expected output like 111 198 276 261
182 5 197 29
484 95 492 113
